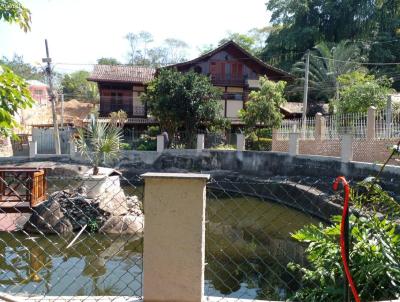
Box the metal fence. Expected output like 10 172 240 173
0 170 144 299
1 168 399 301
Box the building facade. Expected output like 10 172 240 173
88 41 292 129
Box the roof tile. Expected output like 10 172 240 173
88 65 155 83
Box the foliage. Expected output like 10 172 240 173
210 144 236 150
61 70 99 101
0 54 45 81
97 57 120 65
289 41 364 102
75 118 123 175
289 213 400 301
0 66 33 137
246 136 272 151
141 68 225 148
109 110 127 127
119 142 132 150
333 71 394 113
0 0 30 32
146 125 160 137
125 31 188 67
262 0 400 84
240 76 286 132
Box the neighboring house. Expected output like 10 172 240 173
27 80 49 106
87 65 157 130
166 41 293 126
87 40 292 129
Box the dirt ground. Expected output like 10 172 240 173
20 99 96 129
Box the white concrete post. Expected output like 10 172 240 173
315 113 325 140
197 134 205 151
289 133 299 156
341 134 353 163
69 139 76 158
367 106 376 140
29 141 37 158
142 172 210 302
156 135 164 153
236 133 245 151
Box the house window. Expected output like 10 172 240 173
110 92 124 112
210 61 243 81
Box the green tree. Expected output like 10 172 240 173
141 69 225 148
0 0 31 31
262 0 400 79
289 41 364 102
240 76 286 133
0 0 33 137
61 70 99 101
333 71 394 113
97 57 120 65
0 54 45 81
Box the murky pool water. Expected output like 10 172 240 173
0 186 318 300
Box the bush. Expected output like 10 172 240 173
289 179 400 301
120 142 132 150
246 137 272 151
210 144 236 150
147 126 160 137
136 135 156 151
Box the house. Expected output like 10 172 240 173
165 41 293 126
87 40 293 130
27 80 49 106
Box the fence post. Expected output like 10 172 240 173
142 172 210 302
341 134 353 163
367 106 376 139
386 95 393 137
289 132 299 156
315 113 325 140
69 139 76 158
157 135 164 153
236 133 245 151
29 140 37 158
197 134 205 151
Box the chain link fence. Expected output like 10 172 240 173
0 169 144 300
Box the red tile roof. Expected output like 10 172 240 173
88 65 155 84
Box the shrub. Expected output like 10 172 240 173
120 142 132 150
147 126 160 137
246 137 272 151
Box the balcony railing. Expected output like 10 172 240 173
210 74 246 86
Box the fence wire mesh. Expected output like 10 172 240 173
205 175 400 301
0 169 143 300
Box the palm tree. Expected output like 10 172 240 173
75 117 123 175
289 41 365 102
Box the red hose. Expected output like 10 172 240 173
333 176 361 302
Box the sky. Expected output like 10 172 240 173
0 0 271 73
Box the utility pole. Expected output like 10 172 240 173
61 93 64 129
43 39 61 155
302 49 310 138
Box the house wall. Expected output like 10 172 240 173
98 83 146 118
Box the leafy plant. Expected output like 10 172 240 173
240 76 286 133
0 65 33 137
333 71 394 113
289 214 400 301
75 117 123 175
0 0 31 32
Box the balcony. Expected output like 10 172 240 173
100 96 146 117
210 74 245 86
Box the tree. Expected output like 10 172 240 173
141 69 225 148
333 71 394 113
97 57 120 65
0 54 45 81
61 70 99 101
261 0 400 79
240 76 286 134
0 0 31 32
125 31 188 67
0 0 33 137
289 41 364 102
0 66 33 137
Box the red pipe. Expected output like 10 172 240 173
333 176 361 302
